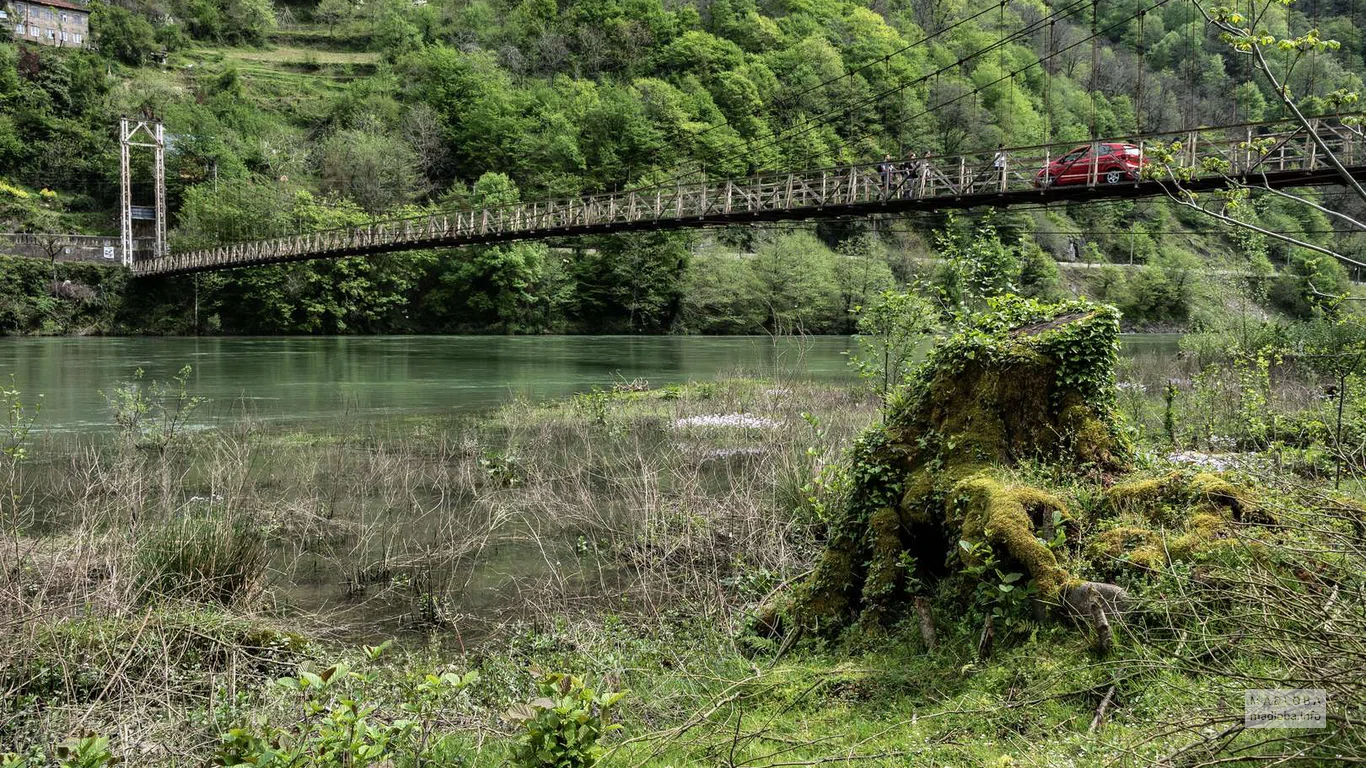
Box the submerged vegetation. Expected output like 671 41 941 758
4 298 1366 764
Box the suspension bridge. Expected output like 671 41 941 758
6 0 1364 278
125 115 1366 277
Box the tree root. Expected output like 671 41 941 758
914 597 936 650
1061 580 1129 654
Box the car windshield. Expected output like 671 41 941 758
1059 149 1086 163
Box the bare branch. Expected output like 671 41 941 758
1250 183 1366 232
1156 181 1366 268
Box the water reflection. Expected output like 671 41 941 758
0 334 1180 432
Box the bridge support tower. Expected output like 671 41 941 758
119 118 167 268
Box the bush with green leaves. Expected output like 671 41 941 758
2 736 118 768
2 375 40 465
102 365 206 454
932 215 1019 314
848 289 936 400
215 648 478 767
505 674 627 768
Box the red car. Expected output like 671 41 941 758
1036 142 1146 187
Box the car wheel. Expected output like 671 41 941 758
1043 175 1055 187
1105 170 1123 184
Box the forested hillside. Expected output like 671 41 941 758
1 0 1364 333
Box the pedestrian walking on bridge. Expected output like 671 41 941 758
878 154 896 196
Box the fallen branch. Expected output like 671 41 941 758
1089 685 1116 734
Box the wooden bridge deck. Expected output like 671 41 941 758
133 116 1366 277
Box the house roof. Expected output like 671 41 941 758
24 0 89 12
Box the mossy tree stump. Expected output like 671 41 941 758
789 298 1128 635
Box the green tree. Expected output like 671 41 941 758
1271 252 1351 319
571 233 690 332
318 128 423 213
744 231 841 332
833 233 896 333
172 177 294 249
170 0 274 43
1017 243 1065 301
1121 249 1202 325
681 250 755 333
421 173 548 332
850 289 937 400
424 243 549 332
372 2 424 61
194 194 431 333
315 0 358 32
90 3 157 66
933 216 1019 317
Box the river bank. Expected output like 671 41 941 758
0 247 1312 338
1 377 873 759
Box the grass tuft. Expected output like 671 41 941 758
135 515 268 605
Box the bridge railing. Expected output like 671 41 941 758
136 114 1365 276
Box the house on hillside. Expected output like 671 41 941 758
4 0 89 48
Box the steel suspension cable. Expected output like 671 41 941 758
413 0 1096 222
571 0 1098 198
835 0 1180 164
1136 0 1145 134
632 0 1011 166
1090 0 1099 140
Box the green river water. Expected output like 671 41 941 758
0 334 1182 432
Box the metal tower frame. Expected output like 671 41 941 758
119 118 167 268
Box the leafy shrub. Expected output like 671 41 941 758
505 674 627 768
2 375 40 464
136 515 267 604
215 652 478 767
573 389 611 426
849 289 936 399
479 450 525 487
2 735 118 768
102 365 206 454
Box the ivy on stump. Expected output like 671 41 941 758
771 297 1130 638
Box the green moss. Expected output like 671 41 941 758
1090 471 1257 573
1126 546 1168 571
1102 474 1179 517
1169 511 1230 559
790 299 1129 632
955 475 1069 598
1059 402 1122 468
1090 526 1162 559
1104 471 1260 524
1187 473 1255 518
796 534 859 629
900 468 938 524
857 507 907 625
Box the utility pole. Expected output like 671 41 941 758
119 117 168 267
